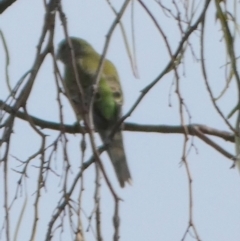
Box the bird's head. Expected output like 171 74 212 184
57 37 95 64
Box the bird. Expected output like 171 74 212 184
57 37 132 187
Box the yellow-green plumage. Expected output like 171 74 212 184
57 37 131 187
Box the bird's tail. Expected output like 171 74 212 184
100 130 132 188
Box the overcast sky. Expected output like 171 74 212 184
0 1 240 241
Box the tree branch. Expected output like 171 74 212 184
0 0 17 14
0 100 234 143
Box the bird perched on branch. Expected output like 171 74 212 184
57 37 132 187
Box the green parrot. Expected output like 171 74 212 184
57 37 132 187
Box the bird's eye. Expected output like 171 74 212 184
113 91 121 99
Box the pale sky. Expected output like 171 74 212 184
0 1 240 241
